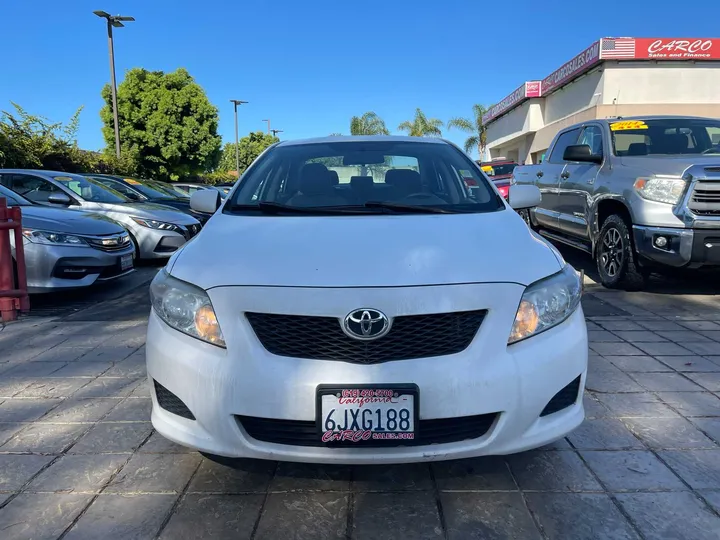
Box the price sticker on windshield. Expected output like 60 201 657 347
610 120 648 131
124 178 141 185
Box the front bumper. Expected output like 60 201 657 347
633 225 720 268
146 283 588 464
21 242 135 293
134 226 197 259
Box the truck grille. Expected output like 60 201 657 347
689 181 720 216
245 310 486 364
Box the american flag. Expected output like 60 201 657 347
601 38 636 59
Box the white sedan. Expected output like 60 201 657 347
146 136 587 464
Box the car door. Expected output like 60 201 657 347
533 127 582 231
556 125 603 240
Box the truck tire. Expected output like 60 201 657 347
596 214 646 291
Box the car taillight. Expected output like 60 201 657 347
498 185 509 199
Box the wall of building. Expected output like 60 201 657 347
543 69 604 124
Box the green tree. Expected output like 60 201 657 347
398 108 443 137
349 112 390 135
218 131 279 175
447 104 489 157
100 67 222 181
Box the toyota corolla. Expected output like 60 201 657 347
146 136 588 464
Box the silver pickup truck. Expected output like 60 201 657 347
513 115 720 290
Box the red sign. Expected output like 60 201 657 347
482 81 543 124
525 81 541 98
542 41 601 95
635 38 720 60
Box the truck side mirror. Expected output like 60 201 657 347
563 144 602 164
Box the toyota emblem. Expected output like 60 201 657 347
342 309 390 341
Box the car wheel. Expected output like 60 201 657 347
517 209 535 229
595 214 646 291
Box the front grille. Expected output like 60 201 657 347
236 413 498 447
689 181 720 216
245 310 486 364
540 376 581 417
154 380 195 420
84 234 132 252
184 223 201 239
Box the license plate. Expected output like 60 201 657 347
316 385 418 445
119 254 133 271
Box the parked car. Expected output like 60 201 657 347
170 182 229 199
0 170 202 260
83 174 212 224
512 115 720 290
0 184 134 293
478 158 518 200
146 136 587 464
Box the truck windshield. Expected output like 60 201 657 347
611 118 720 157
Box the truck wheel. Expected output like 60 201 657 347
596 214 646 291
517 209 535 230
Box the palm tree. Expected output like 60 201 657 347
349 112 390 136
397 108 443 137
447 104 489 158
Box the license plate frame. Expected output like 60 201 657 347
315 384 420 446
119 254 134 272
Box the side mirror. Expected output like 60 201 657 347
48 192 72 205
125 192 141 201
190 189 221 214
508 184 541 210
563 144 602 164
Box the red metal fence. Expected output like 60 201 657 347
0 197 30 321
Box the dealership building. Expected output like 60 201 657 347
483 37 720 164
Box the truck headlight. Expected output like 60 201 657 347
509 264 582 344
150 270 225 347
22 229 88 246
634 176 686 205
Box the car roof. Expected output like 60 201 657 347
276 135 449 147
598 115 718 123
0 169 89 180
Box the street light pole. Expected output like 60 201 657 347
262 119 271 135
230 100 248 177
271 129 283 139
94 11 134 160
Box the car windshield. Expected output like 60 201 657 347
126 178 183 199
611 118 720 156
0 184 31 206
53 175 129 203
482 163 517 176
226 140 502 215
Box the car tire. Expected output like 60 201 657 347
517 209 536 230
595 214 646 291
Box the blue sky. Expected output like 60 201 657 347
2 0 719 159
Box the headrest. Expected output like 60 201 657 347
350 176 374 189
299 163 332 195
385 169 421 194
327 170 339 185
627 143 648 156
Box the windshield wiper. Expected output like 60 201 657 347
228 202 368 215
363 201 456 214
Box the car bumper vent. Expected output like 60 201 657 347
235 413 498 448
153 380 195 420
540 376 582 417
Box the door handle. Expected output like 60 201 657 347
560 171 570 180
536 171 544 178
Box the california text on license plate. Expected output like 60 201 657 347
317 385 418 444
120 254 133 271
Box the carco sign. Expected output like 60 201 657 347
635 38 720 60
482 81 542 124
541 41 601 95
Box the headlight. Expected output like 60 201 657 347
509 264 582 344
149 270 225 347
22 229 88 246
634 176 686 205
131 217 180 232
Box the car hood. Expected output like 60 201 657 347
17 206 125 235
619 155 720 176
170 210 564 289
94 202 198 224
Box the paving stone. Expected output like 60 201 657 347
634 342 694 356
73 377 142 398
432 456 516 491
585 365 645 393
587 330 623 342
29 454 129 493
661 330 712 343
700 490 720 513
0 493 92 540
441 492 541 540
105 453 201 493
353 463 432 491
524 492 639 539
128 378 151 397
0 379 32 399
617 492 720 540
353 492 443 539
0 423 24 446
77 346 139 363
58 334 113 348
596 393 680 418
138 432 193 454
39 397 119 423
659 450 720 489
270 462 351 491
657 392 720 417
9 333 71 350
2 361 68 378
613 330 667 342
254 492 348 540
507 450 600 492
103 357 147 378
589 342 645 356
686 373 720 392
630 372 704 392
700 331 720 341
1 422 88 453
679 320 720 331
580 450 685 490
597 320 645 331
682 341 720 356
636 320 688 331
63 493 177 540
30 347 95 363
0 398 61 422
567 418 643 450
657 356 720 372
605 355 671 372
103 398 151 421
1 346 47 363
583 394 611 418
189 458 275 493
159 494 263 540
0 455 54 490
624 417 717 449
69 422 152 454
50 361 113 378
17 378 90 398
691 418 720 444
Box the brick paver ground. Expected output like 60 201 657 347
1 266 719 539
